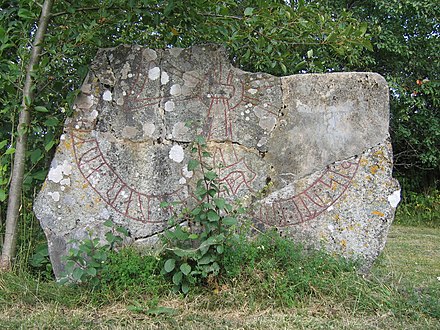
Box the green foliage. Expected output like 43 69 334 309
29 242 53 280
1 226 439 327
160 136 243 293
318 0 439 192
58 220 129 287
395 190 440 228
98 247 168 299
222 230 357 306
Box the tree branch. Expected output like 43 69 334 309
1 0 54 271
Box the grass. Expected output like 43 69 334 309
0 224 439 329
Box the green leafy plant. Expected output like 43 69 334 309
160 136 244 293
29 242 53 280
98 247 167 298
59 220 129 286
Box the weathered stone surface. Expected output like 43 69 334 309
34 45 400 277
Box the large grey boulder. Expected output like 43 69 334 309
34 45 400 277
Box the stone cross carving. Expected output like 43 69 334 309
34 45 400 276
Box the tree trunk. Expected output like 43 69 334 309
0 0 54 271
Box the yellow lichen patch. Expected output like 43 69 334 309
64 140 72 150
373 149 384 158
333 214 340 221
82 183 89 189
340 239 347 248
370 165 379 174
372 210 385 217
360 158 368 166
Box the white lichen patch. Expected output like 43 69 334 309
164 100 175 112
169 145 184 163
48 191 60 202
161 71 169 85
48 160 72 183
170 84 182 96
182 166 193 178
60 178 71 186
179 177 186 184
248 88 258 94
256 136 268 147
143 122 156 137
148 67 160 80
387 190 401 208
116 97 124 106
89 109 99 120
103 90 112 101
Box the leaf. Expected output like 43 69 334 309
359 22 368 36
214 198 225 210
194 135 206 145
160 201 169 208
30 149 42 164
280 63 287 74
86 267 97 276
116 226 129 237
188 159 199 171
146 306 177 316
18 8 36 20
164 259 176 273
0 140 7 149
222 216 237 226
0 189 6 202
5 147 15 155
103 220 113 227
361 39 373 52
244 7 254 16
72 267 84 281
216 245 224 254
32 170 48 181
198 254 213 265
164 0 174 16
44 139 55 151
35 106 49 113
24 95 32 107
207 210 220 222
294 61 307 72
181 281 189 294
180 263 191 275
172 271 183 285
173 225 189 240
44 117 59 127
307 49 314 58
191 207 201 215
208 189 217 197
